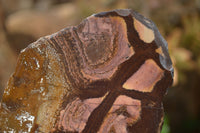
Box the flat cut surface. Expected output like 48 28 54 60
123 59 164 92
0 9 173 133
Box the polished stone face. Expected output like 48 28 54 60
0 9 173 133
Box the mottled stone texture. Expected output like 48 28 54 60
0 9 173 133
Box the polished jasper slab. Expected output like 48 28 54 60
0 9 173 133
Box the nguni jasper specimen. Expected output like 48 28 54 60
0 9 173 133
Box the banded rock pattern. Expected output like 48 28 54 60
0 9 173 133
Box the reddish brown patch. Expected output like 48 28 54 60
58 96 108 132
98 95 141 133
122 59 164 92
78 16 134 80
58 97 105 132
